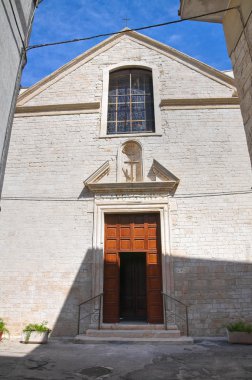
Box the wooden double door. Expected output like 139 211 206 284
103 213 163 323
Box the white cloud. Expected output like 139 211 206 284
167 33 182 44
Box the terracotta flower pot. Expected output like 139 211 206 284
0 331 3 341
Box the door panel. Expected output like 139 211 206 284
103 255 119 323
103 213 163 324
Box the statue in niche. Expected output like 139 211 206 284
121 141 143 182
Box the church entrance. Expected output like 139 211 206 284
103 213 163 324
120 252 147 321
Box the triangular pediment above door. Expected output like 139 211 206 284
84 159 179 195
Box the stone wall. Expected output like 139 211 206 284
229 10 252 165
0 34 251 336
0 1 36 197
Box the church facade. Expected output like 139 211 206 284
1 30 252 337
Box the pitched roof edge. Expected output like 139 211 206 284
18 29 235 105
126 31 235 88
18 31 126 106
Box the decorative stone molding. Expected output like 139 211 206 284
87 182 178 194
84 161 110 186
151 159 180 184
160 97 240 109
92 197 174 300
121 141 143 183
100 61 162 137
15 102 100 117
84 159 179 195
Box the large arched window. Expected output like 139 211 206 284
107 68 155 135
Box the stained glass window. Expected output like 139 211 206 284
107 69 155 134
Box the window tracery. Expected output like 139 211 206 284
107 69 155 135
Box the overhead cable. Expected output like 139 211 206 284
1 190 252 202
27 6 238 51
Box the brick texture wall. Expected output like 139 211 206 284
230 11 252 166
0 34 251 336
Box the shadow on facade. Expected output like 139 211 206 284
49 252 252 337
51 248 103 337
1 251 252 339
0 253 252 378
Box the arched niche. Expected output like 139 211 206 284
120 141 143 183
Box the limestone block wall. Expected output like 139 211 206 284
0 199 94 336
171 194 252 336
230 14 252 165
0 0 36 196
0 34 252 336
22 35 234 107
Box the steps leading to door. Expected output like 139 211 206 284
75 323 193 344
86 328 180 338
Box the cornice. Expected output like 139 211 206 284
86 181 178 195
160 97 240 109
15 102 100 117
152 159 180 183
84 159 180 195
84 161 110 186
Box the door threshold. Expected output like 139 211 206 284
119 321 148 325
101 323 169 331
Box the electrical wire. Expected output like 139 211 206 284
5 4 249 204
27 6 239 51
1 190 252 202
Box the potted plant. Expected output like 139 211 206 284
20 321 51 344
0 318 10 341
226 321 252 344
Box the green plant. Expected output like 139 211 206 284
0 318 10 339
23 321 51 343
226 321 252 333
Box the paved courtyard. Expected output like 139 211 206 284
0 338 252 379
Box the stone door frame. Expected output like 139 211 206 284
92 196 174 306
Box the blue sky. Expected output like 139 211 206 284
22 0 231 87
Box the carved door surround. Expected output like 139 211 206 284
91 198 175 325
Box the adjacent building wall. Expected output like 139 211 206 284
179 0 252 165
0 0 38 199
223 0 252 166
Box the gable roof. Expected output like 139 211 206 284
18 28 236 106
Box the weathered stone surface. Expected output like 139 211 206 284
1 339 252 380
230 12 252 163
0 32 251 337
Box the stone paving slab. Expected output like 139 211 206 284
0 338 252 379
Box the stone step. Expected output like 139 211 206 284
86 329 181 338
74 335 194 344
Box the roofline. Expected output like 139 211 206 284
18 28 236 105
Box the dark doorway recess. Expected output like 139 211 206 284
120 252 147 321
